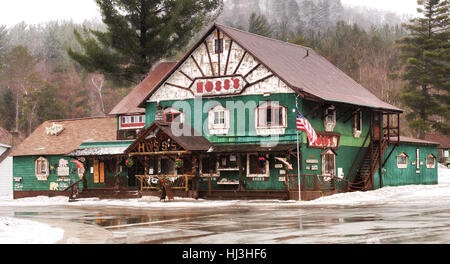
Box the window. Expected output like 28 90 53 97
215 39 223 54
396 153 408 169
35 157 49 181
426 154 436 169
255 102 287 135
353 110 362 138
247 154 269 177
218 154 238 170
120 114 145 129
208 104 230 135
163 107 183 124
324 106 336 132
200 156 218 177
321 149 335 177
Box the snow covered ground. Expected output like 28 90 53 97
0 217 64 244
0 165 449 208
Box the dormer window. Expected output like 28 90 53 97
324 106 336 132
208 104 230 135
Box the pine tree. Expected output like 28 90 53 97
248 13 273 37
395 0 449 138
68 0 223 86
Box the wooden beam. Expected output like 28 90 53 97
204 41 215 76
217 29 221 76
244 74 274 88
224 40 233 75
305 102 324 118
244 63 261 79
191 55 205 77
233 51 247 75
179 70 194 82
129 151 191 156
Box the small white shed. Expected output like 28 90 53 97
0 143 13 198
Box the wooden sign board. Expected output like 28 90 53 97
308 132 340 149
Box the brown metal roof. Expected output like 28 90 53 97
140 23 402 112
424 134 450 148
125 122 212 154
391 136 440 146
216 24 402 112
109 61 177 115
10 117 117 156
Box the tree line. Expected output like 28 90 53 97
0 0 448 142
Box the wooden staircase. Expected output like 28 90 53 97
347 111 400 192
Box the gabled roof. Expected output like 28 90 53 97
139 23 402 112
10 117 117 157
391 136 440 146
109 61 177 115
424 134 450 148
125 122 212 154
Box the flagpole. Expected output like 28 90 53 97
295 96 302 202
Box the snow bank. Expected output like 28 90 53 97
0 217 64 244
1 166 449 208
306 165 450 206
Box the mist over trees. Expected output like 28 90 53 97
0 0 447 142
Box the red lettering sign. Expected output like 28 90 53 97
192 76 245 96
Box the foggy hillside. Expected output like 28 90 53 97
218 0 406 34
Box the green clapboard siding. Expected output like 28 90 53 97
374 143 438 188
13 156 83 192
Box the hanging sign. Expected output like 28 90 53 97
308 132 340 149
136 137 181 153
191 75 246 97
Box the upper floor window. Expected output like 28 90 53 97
324 106 336 132
256 102 286 128
208 104 230 135
215 38 223 54
163 107 183 124
353 110 362 138
120 115 145 129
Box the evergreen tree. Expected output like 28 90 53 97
68 0 223 85
395 0 449 138
248 13 273 37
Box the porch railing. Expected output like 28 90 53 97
286 174 348 192
136 174 194 192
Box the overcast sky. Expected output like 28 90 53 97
0 0 419 27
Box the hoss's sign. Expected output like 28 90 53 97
191 75 246 97
308 132 340 149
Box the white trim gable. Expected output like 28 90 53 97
148 27 295 103
208 104 230 135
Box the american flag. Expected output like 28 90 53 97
296 109 318 144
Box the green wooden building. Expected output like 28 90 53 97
10 23 439 200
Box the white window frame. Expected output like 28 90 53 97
396 152 408 169
426 154 436 169
208 104 230 135
353 110 362 138
246 153 270 178
321 149 336 178
35 156 49 181
255 101 287 136
119 114 146 130
324 106 336 132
